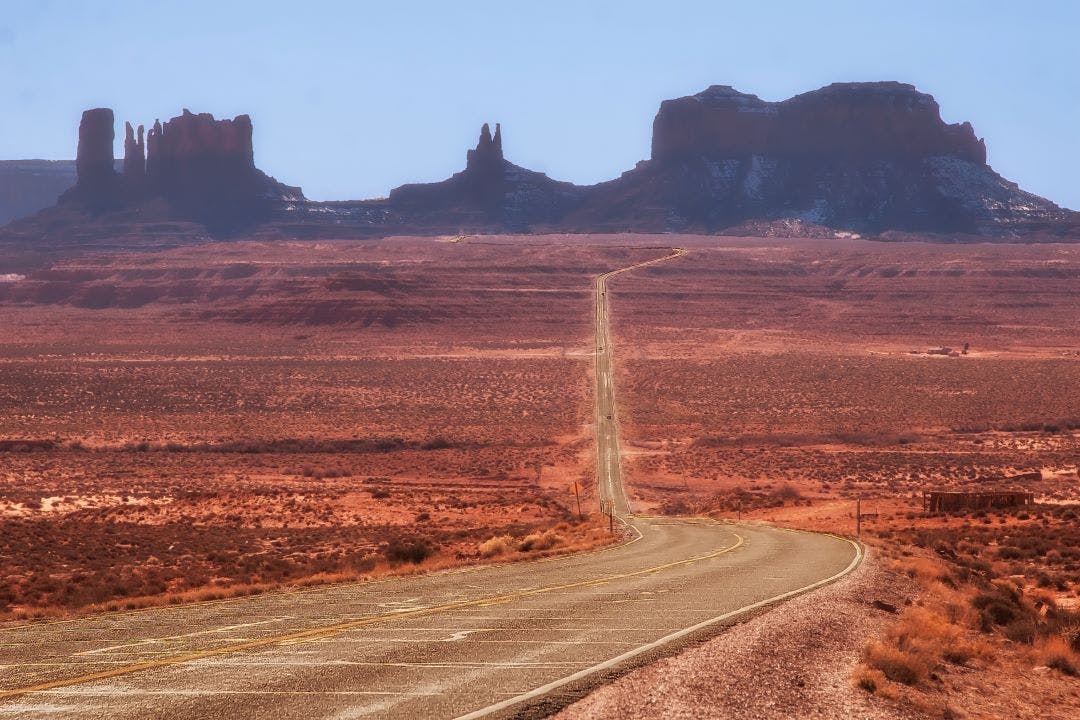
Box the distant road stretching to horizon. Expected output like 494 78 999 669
0 247 860 720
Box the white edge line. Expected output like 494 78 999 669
452 535 863 720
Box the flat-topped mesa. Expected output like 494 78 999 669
123 122 146 180
565 80 1066 236
75 108 117 187
146 109 257 192
651 82 986 164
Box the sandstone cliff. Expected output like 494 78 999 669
566 82 1067 235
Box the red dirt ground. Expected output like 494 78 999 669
0 236 667 618
606 237 1080 717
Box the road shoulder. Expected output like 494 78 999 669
551 546 920 720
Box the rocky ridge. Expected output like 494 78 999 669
58 108 302 232
2 82 1076 243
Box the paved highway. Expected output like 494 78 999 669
0 249 860 719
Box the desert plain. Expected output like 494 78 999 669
2 233 1080 716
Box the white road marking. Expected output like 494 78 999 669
443 630 480 642
453 538 863 720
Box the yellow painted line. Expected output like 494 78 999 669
74 618 290 656
0 515 643 635
0 533 743 701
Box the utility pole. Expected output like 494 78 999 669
572 480 582 520
856 497 862 539
599 498 614 534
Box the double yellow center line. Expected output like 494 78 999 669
0 532 742 700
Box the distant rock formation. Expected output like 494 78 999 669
465 122 503 183
75 108 116 187
6 82 1077 243
388 122 583 230
0 161 82 225
123 122 145 180
60 108 303 232
569 82 1067 235
650 83 986 164
141 109 294 228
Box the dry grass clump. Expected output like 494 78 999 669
477 529 565 557
478 535 514 558
1034 635 1079 676
862 606 985 689
864 641 931 686
852 666 894 697
519 529 563 552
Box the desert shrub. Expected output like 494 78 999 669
1037 636 1079 675
478 535 513 558
865 642 929 685
979 599 1018 628
996 545 1024 560
972 586 1027 629
774 483 802 501
853 665 888 693
1004 618 1037 644
345 552 377 573
383 538 432 565
518 530 562 552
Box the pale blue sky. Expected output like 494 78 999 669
2 0 1077 207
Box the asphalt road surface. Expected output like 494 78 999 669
0 249 860 719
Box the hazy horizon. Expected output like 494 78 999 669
3 0 1077 208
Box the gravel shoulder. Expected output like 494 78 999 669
552 544 920 720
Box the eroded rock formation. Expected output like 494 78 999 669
146 110 255 188
142 110 270 227
75 109 116 186
650 83 986 164
465 122 503 183
10 82 1076 241
568 82 1067 235
61 108 302 232
123 122 145 180
388 123 583 230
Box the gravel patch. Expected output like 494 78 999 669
552 546 920 720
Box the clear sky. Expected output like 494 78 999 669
2 0 1077 207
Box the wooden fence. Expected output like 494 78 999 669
923 490 1035 513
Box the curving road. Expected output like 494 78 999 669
0 249 860 719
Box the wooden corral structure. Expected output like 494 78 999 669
923 490 1035 513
